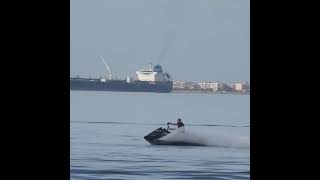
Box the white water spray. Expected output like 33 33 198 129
159 127 250 149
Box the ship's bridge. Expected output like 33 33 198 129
136 64 168 82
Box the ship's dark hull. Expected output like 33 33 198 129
70 78 173 93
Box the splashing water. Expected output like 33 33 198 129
159 127 250 149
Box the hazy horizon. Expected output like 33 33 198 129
71 0 250 83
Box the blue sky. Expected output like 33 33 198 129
71 0 249 82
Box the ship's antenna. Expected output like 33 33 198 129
100 56 112 80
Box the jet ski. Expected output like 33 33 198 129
144 124 205 146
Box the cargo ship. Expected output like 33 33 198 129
70 62 173 93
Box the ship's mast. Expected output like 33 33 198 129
100 56 112 80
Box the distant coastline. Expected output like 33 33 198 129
172 89 250 95
172 81 250 95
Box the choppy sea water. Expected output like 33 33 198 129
71 91 250 180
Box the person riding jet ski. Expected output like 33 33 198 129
167 118 184 132
144 118 204 146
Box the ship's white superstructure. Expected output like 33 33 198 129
136 64 171 82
